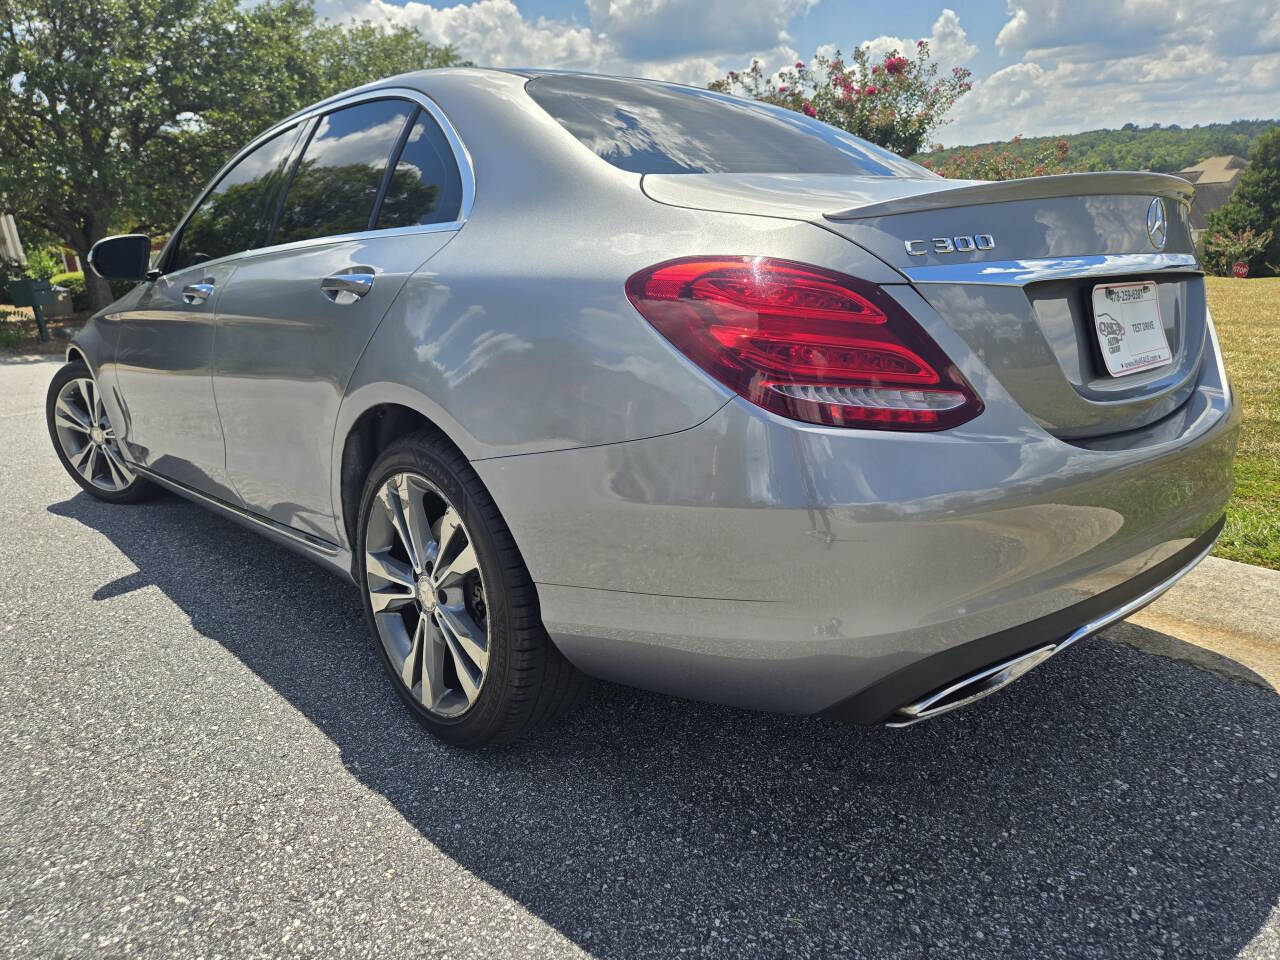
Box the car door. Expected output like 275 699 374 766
212 94 468 542
112 123 303 501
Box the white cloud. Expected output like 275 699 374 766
584 0 814 60
860 8 978 69
941 0 1280 144
331 0 601 68
324 0 808 85
316 0 1278 149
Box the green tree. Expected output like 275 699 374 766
710 42 971 157
1205 127 1280 276
0 0 462 310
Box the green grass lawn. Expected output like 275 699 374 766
1207 276 1280 570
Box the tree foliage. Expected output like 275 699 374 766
0 0 462 308
710 42 971 157
1204 127 1280 276
921 135 1071 180
917 119 1278 175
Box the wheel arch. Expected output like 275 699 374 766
333 389 472 553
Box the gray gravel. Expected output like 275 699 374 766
2 357 1278 959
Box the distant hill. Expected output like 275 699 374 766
915 119 1279 174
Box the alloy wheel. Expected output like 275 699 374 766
52 376 135 493
364 472 489 718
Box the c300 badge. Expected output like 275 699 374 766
904 235 995 256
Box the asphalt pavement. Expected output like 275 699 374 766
2 356 1278 959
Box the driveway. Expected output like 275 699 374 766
2 357 1278 959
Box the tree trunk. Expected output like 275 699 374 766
83 265 114 312
70 216 114 313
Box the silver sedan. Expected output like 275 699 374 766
51 69 1238 746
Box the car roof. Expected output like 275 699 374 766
278 67 720 126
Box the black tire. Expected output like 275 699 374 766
46 361 156 504
356 431 587 747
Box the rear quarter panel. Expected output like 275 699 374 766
333 71 904 536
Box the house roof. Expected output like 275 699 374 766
1178 155 1248 230
1178 154 1247 185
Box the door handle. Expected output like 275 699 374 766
182 281 215 304
320 272 374 304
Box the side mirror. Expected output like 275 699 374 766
87 234 152 281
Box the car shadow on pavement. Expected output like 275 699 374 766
50 491 1280 959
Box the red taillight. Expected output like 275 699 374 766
625 257 983 431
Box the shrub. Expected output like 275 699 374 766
49 270 90 311
920 135 1073 180
0 306 25 348
710 41 972 157
22 246 63 281
1203 226 1275 277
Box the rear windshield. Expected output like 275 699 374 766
525 74 931 178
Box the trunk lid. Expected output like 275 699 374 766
642 171 1204 439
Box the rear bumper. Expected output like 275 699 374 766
828 515 1222 724
473 361 1238 718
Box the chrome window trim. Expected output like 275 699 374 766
157 85 474 276
901 253 1199 286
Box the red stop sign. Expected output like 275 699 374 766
1233 261 1249 278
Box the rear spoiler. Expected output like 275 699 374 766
824 172 1195 222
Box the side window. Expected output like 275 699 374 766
273 100 413 246
376 109 463 229
172 125 299 272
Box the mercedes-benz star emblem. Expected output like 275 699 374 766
1147 197 1168 250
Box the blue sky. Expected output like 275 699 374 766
318 0 1280 146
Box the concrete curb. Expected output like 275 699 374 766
1118 555 1280 692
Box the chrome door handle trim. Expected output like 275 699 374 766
320 272 374 303
181 281 215 304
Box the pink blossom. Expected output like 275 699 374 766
777 84 787 93
802 101 817 117
795 60 805 69
885 56 907 74
872 64 881 74
865 85 877 95
916 38 925 48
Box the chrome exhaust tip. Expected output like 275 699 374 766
886 644 1059 728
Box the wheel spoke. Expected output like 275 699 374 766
437 603 488 673
102 444 135 485
401 616 425 690
67 441 93 474
396 476 435 577
433 506 464 571
369 589 415 614
441 622 483 704
91 381 105 425
378 482 420 573
366 547 415 590
55 398 90 433
81 444 99 483
76 379 94 420
101 447 128 490
432 540 478 589
421 618 449 710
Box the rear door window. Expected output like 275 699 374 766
273 100 415 245
526 74 930 178
375 109 464 229
171 125 300 271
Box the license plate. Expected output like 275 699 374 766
1091 281 1173 377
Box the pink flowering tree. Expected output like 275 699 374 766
709 41 972 157
921 135 1072 180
